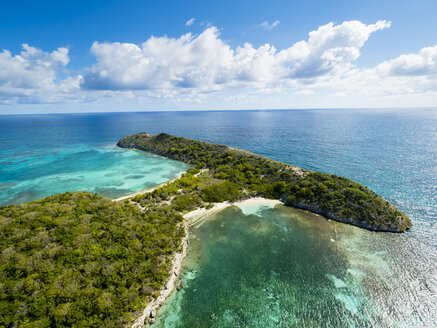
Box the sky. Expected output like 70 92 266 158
1 0 437 113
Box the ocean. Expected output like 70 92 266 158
0 108 436 327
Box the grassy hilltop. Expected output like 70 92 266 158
118 132 412 232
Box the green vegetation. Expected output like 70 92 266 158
201 181 241 203
130 169 241 214
118 132 412 232
0 168 241 327
0 192 184 328
0 131 412 327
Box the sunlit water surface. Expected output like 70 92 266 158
0 144 189 205
154 204 437 327
0 109 435 326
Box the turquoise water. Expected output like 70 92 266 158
0 109 436 326
0 143 189 205
154 204 437 327
2 109 434 228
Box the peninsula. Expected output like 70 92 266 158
0 132 411 328
118 132 412 233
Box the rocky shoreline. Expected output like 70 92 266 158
130 197 281 326
130 222 189 327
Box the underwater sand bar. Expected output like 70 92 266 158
114 173 186 201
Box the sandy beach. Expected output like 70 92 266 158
130 197 282 327
184 197 282 227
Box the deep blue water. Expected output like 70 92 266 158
0 108 436 326
1 109 435 226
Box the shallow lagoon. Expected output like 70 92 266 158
0 144 190 205
154 204 437 328
0 110 435 326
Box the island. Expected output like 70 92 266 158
0 132 412 328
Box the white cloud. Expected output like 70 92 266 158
0 44 68 92
82 27 284 92
3 19 437 109
259 20 280 30
0 43 83 103
320 44 437 97
376 45 437 76
185 18 195 26
294 89 314 96
278 20 391 79
82 20 390 94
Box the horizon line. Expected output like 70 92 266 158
1 106 437 116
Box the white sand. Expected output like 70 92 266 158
184 201 232 227
184 197 282 227
236 197 282 206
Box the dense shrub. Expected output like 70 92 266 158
0 192 184 327
119 133 412 232
201 181 241 203
0 131 413 327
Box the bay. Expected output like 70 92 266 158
0 108 435 326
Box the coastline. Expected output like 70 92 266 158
130 197 282 327
118 132 412 233
184 201 231 227
184 197 282 227
115 169 206 202
131 222 189 327
114 173 185 201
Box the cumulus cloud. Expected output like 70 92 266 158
278 20 391 79
376 45 437 76
185 18 195 26
82 27 240 91
82 27 286 92
259 20 280 30
322 44 437 97
0 44 69 92
0 43 83 103
3 19 437 108
81 20 390 93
